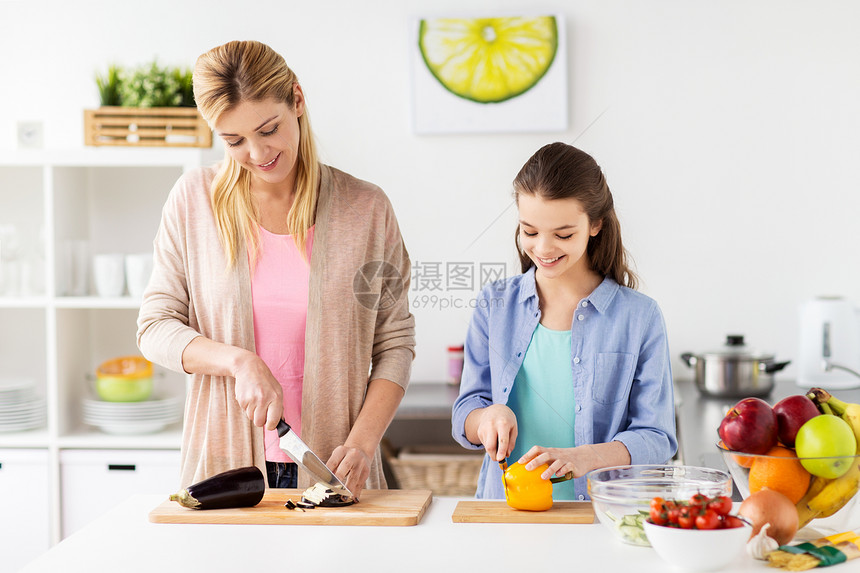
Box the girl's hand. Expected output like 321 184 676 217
476 404 518 462
232 352 284 430
519 442 632 480
519 446 579 480
327 445 371 500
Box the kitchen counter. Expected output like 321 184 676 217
20 494 775 572
23 380 860 572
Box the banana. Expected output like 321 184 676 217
807 455 860 514
804 388 860 516
822 393 860 445
795 474 828 528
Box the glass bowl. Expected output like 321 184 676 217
587 464 732 546
717 443 860 534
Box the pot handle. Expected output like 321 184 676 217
761 360 791 374
680 353 697 368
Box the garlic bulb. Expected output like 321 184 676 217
747 522 780 560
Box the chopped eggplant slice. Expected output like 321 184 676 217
300 482 355 507
284 499 305 512
295 501 316 510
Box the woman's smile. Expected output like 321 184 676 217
258 153 281 171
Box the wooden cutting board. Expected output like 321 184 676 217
149 489 432 526
452 500 594 524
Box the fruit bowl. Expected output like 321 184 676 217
587 465 732 546
717 443 860 534
643 519 753 572
95 356 153 402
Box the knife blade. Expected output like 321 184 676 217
276 419 355 500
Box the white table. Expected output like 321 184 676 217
20 495 774 572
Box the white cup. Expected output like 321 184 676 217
125 253 153 299
93 254 125 297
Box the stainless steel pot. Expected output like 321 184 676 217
680 335 790 398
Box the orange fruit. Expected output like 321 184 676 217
719 440 754 468
748 446 811 504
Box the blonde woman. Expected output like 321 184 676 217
137 41 415 498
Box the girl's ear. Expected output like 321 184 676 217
589 219 603 237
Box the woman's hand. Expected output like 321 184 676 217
326 445 372 500
519 441 632 480
472 404 518 462
232 352 284 430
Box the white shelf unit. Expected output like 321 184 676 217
0 147 217 556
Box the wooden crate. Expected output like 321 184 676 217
388 446 483 497
84 107 212 148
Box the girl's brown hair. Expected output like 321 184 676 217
192 40 319 265
513 142 638 289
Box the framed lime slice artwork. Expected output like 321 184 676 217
418 16 559 104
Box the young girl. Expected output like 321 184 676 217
452 142 676 501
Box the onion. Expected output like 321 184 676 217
738 488 799 546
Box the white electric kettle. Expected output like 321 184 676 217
798 296 860 389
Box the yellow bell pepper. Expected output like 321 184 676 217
502 462 572 511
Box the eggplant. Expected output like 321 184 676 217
301 482 355 507
169 466 265 510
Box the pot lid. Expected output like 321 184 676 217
700 335 775 360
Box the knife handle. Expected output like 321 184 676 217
276 419 291 438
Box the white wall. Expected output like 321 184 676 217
2 0 858 383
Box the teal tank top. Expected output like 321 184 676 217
508 323 577 500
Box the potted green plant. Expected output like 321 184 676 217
85 60 210 148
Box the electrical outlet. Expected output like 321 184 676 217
17 121 44 149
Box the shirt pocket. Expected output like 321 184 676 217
592 352 636 405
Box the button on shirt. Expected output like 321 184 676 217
452 267 677 500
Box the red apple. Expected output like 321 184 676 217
773 395 821 448
718 397 778 454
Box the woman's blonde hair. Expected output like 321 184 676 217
192 40 319 265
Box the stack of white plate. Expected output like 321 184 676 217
0 378 47 433
82 395 183 435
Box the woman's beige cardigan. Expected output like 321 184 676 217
137 164 415 489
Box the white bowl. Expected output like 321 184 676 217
643 520 753 572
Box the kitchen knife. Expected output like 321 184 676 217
499 459 508 493
276 419 355 500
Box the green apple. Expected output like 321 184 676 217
795 414 857 478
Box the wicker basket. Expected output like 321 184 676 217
388 447 483 497
84 107 212 148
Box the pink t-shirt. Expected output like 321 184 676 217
250 225 314 462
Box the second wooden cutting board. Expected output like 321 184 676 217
451 500 594 524
150 489 432 526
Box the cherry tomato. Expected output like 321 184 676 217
708 495 733 517
649 508 668 526
678 505 695 529
667 506 681 525
721 515 744 529
690 493 710 506
650 497 666 513
695 508 720 530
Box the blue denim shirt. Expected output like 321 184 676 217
452 267 677 500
